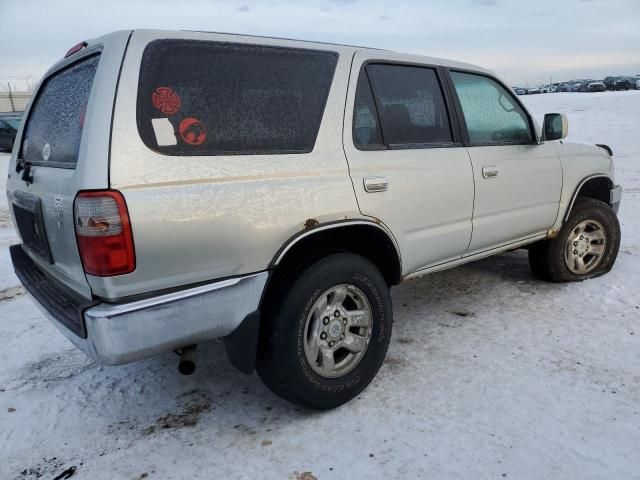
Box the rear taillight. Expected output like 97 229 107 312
74 191 135 276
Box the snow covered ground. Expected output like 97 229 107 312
1 91 639 480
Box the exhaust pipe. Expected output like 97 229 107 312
178 345 197 375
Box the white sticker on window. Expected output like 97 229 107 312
42 143 51 161
151 118 177 146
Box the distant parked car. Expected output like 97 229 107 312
603 77 616 90
514 87 526 95
614 79 630 90
572 83 582 92
635 79 640 90
557 84 570 92
587 81 606 92
578 81 598 92
527 87 541 94
0 116 20 151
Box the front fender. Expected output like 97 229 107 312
550 141 615 233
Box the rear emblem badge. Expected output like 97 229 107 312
42 143 51 161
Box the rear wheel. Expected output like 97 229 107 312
256 253 392 409
529 198 620 282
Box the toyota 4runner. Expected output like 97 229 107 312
7 30 622 409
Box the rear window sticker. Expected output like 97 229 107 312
151 87 181 115
42 143 51 161
179 117 207 145
151 118 177 146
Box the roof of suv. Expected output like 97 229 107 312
184 30 390 51
77 29 491 79
45 29 494 90
178 29 490 74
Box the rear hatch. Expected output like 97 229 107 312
7 32 131 300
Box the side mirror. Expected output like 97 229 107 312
543 113 568 141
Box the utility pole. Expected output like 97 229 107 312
7 82 15 112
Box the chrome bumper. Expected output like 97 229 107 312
611 185 622 214
46 272 269 365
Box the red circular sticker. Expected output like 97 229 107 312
179 117 207 145
151 87 181 115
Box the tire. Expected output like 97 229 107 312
528 197 620 282
256 253 392 409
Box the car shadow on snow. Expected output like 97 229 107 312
10 249 565 448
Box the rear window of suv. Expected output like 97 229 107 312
22 54 100 168
137 40 338 156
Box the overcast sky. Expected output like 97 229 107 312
1 0 639 90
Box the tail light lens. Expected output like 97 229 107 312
74 191 135 276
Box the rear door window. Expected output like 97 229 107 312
365 64 453 147
353 70 384 148
137 40 338 156
22 54 100 168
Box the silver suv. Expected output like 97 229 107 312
7 30 621 409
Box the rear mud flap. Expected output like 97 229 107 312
224 311 260 374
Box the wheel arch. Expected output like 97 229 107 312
228 220 401 377
269 220 403 287
564 174 614 222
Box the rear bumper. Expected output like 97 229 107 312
11 244 268 365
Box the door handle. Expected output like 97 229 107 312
363 176 389 193
482 166 499 179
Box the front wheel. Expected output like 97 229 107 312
256 253 392 409
529 197 620 282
